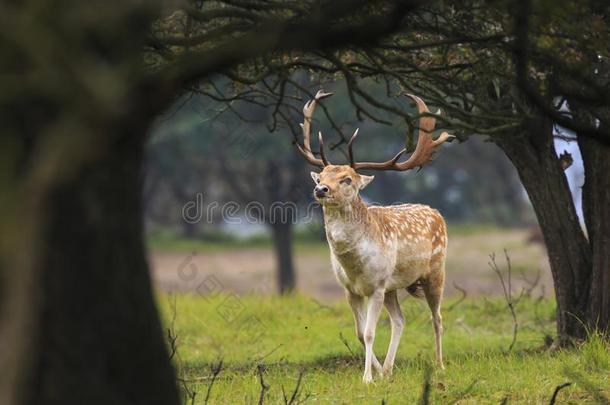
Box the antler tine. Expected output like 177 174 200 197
295 90 333 168
352 94 454 171
347 128 359 167
318 132 329 166
314 89 333 100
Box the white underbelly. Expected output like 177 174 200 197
385 272 421 291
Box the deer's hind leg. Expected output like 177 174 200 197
422 258 445 369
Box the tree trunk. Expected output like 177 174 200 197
265 160 297 294
495 118 592 343
270 221 296 294
578 135 610 334
24 133 179 405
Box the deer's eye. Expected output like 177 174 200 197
340 177 352 185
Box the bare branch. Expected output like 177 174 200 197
203 360 223 405
281 371 309 405
549 382 572 405
446 282 467 312
488 250 519 351
257 364 270 405
339 332 357 358
166 294 178 361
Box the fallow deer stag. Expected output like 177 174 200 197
296 90 453 383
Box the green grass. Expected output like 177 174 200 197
159 294 610 404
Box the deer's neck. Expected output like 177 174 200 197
322 198 371 253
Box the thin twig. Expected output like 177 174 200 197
256 344 284 362
281 371 309 405
446 282 468 311
506 249 513 302
488 250 518 351
166 294 178 361
447 379 478 405
166 329 178 361
165 295 197 404
339 332 357 357
177 377 197 405
310 298 338 313
518 267 542 300
563 368 610 403
204 360 223 405
257 364 270 405
549 382 572 404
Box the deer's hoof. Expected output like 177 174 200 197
382 366 393 377
362 373 373 384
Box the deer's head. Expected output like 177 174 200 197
296 90 453 207
310 165 373 206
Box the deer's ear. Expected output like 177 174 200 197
359 175 374 189
310 172 321 183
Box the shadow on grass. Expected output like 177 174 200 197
181 343 556 377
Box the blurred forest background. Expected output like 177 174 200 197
2 0 608 403
147 84 529 232
143 81 579 297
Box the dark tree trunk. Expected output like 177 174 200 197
578 135 610 334
0 0 182 396
265 160 297 294
25 133 179 405
495 118 592 343
270 221 296 294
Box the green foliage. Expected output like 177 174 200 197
579 331 610 374
159 294 610 403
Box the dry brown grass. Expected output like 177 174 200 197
149 228 551 301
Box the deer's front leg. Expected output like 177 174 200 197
363 289 385 383
346 291 383 375
382 290 404 376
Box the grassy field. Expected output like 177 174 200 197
159 293 610 404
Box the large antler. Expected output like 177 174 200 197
349 94 454 171
295 89 333 168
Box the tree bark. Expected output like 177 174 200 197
265 160 297 294
495 118 592 343
578 135 610 334
270 221 296 294
24 133 179 405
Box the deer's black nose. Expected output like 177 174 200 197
314 185 329 198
